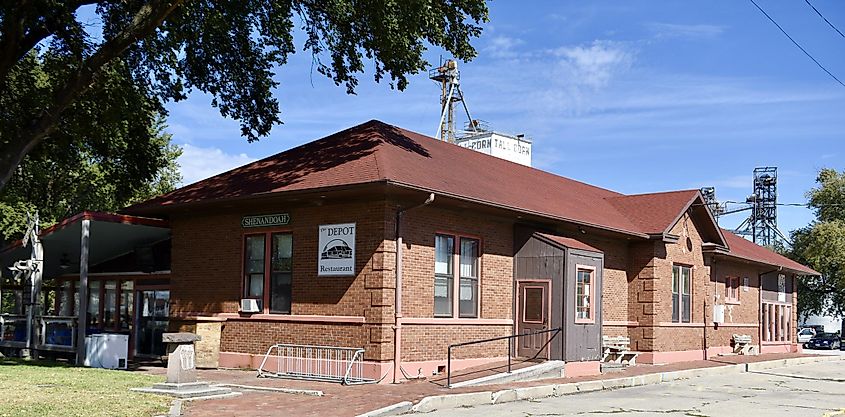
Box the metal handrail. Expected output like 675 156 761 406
446 327 562 388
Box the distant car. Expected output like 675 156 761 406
805 332 841 350
797 327 816 344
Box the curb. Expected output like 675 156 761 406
354 401 413 417
169 399 183 417
370 355 845 416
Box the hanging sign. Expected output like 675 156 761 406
241 213 290 228
318 223 356 276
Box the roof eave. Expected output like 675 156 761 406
705 249 820 276
385 180 650 240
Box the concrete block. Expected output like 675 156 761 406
553 383 578 396
514 385 556 400
411 392 493 413
491 390 518 404
638 372 662 386
355 401 413 417
602 377 631 390
575 380 605 393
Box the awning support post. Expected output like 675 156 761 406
75 219 90 366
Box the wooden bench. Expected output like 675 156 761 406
602 336 639 366
732 334 754 355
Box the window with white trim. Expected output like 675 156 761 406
575 268 594 322
434 234 480 318
672 264 691 323
725 276 740 303
459 238 479 318
434 234 454 317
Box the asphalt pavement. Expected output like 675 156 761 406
422 358 845 417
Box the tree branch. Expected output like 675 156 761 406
0 0 103 83
0 0 184 190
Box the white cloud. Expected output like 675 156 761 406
647 22 725 39
549 41 634 89
177 144 256 185
483 35 525 59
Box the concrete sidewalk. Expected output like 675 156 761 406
160 352 840 417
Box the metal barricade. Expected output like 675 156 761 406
38 316 77 351
257 344 375 385
0 314 27 348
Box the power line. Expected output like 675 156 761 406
748 0 845 88
804 0 845 39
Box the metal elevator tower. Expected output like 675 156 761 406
734 167 787 246
429 59 477 143
706 167 790 247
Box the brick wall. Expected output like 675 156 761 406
399 205 513 320
170 199 392 361
171 198 520 363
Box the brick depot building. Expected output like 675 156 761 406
5 120 817 381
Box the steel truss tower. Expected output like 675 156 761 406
733 167 789 247
429 59 477 143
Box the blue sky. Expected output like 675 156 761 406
166 0 845 237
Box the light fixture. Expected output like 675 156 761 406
579 226 587 235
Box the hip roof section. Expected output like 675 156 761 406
123 119 816 275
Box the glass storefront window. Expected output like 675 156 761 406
88 281 101 327
104 281 117 328
120 281 134 331
60 281 73 316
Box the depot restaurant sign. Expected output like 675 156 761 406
318 223 356 276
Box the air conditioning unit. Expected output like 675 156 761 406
84 333 128 369
240 298 261 313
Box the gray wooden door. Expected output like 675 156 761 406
517 281 550 359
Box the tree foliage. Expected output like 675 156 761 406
0 52 181 241
790 168 845 319
0 0 488 190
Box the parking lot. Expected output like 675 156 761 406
423 358 845 417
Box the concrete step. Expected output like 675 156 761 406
449 360 565 388
132 382 237 399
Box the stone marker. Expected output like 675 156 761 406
163 332 200 384
131 332 238 399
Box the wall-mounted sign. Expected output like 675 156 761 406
242 213 290 228
318 223 356 276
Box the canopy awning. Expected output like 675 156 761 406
1 211 170 279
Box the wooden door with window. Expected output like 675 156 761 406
517 280 550 359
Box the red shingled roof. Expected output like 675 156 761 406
125 119 816 274
607 190 700 234
536 233 602 253
128 120 649 235
721 230 819 275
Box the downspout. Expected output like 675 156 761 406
758 266 783 354
393 193 435 384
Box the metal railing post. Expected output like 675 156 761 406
508 338 512 373
447 345 452 388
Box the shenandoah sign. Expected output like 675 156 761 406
241 213 290 228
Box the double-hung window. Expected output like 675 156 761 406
434 235 454 317
244 232 293 314
672 264 691 323
459 238 479 318
725 276 740 303
434 234 480 318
